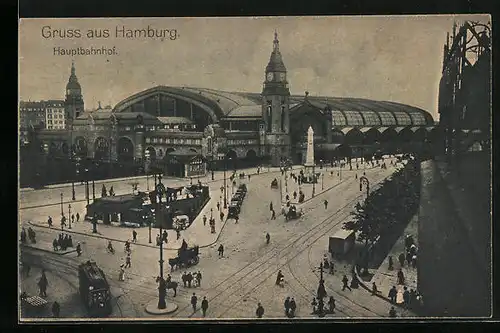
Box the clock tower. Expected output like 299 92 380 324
64 61 84 129
261 31 291 166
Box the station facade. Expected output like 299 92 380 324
29 32 436 180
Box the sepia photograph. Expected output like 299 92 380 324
18 15 491 321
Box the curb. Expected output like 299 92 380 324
21 243 77 256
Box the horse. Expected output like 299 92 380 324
155 277 178 297
166 281 178 297
168 257 180 271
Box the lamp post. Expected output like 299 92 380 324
148 218 152 244
68 204 72 229
60 193 64 216
92 178 95 200
84 168 90 206
223 156 228 209
145 149 150 191
312 164 316 198
314 262 327 317
360 176 370 199
322 173 324 190
156 173 166 309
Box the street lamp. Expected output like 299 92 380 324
322 173 324 191
314 262 327 317
84 168 90 206
60 193 64 216
148 217 152 244
156 173 167 310
223 156 228 209
145 149 150 191
312 164 316 198
68 204 72 229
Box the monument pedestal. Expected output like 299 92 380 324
302 164 318 183
144 299 178 315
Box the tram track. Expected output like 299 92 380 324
172 169 392 318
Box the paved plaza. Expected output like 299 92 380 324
20 158 418 319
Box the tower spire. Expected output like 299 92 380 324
273 30 279 51
71 60 75 76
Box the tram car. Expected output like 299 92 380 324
78 260 112 317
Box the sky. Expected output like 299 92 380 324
19 15 490 120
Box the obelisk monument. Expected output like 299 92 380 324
304 125 315 166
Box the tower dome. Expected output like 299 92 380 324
66 61 81 92
265 31 287 73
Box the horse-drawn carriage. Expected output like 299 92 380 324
284 205 303 221
168 242 200 270
270 178 279 189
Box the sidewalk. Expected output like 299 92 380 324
355 214 419 315
21 240 77 256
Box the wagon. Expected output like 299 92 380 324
270 179 279 189
176 245 200 267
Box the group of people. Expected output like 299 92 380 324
155 230 169 246
52 233 73 251
310 296 336 315
20 227 36 244
101 184 115 197
181 271 202 288
388 285 422 310
190 293 209 316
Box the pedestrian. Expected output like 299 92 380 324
328 296 335 313
38 270 48 297
71 214 75 224
398 252 405 267
52 301 60 317
397 269 405 285
266 233 270 245
60 216 66 230
389 306 397 318
76 242 82 256
342 275 351 291
412 254 417 268
201 296 208 317
285 194 290 202
388 286 397 304
53 238 58 251
218 244 224 258
403 286 410 308
132 229 137 243
68 235 73 247
406 251 412 267
187 272 193 288
63 234 69 249
191 293 198 312
156 234 161 246
329 261 334 274
289 297 296 317
125 253 131 268
182 272 187 287
196 271 202 287
217 202 220 211
269 202 273 212
284 296 290 316
48 216 53 227
118 265 125 281
203 215 207 226
271 209 276 220
220 211 225 221
76 212 80 222
388 256 394 270
324 200 328 209
256 302 264 318
235 215 239 224
372 282 379 295
162 230 168 244
311 297 318 314
176 229 181 240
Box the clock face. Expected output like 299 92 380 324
279 73 286 81
266 72 274 82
